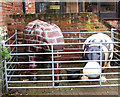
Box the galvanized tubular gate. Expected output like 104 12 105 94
1 28 120 92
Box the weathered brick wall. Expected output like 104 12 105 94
6 12 116 61
0 1 14 35
0 1 23 32
25 0 35 14
0 1 35 31
0 1 117 61
7 13 108 37
0 2 13 27
13 2 23 14
106 20 119 30
6 13 109 60
0 3 3 27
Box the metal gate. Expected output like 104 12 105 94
1 28 120 92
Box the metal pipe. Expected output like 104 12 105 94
8 64 16 75
114 44 120 47
7 78 120 83
9 47 16 54
0 41 4 93
6 66 120 71
7 57 16 69
8 65 16 81
51 45 55 87
6 59 120 64
62 31 110 34
2 29 120 90
3 41 8 92
15 30 18 63
20 31 111 35
8 56 15 63
5 42 120 47
7 72 120 77
9 50 120 56
64 38 87 40
112 31 120 35
7 84 120 89
113 37 120 41
100 44 102 86
64 48 83 50
8 80 53 83
5 33 16 43
114 52 120 57
7 39 17 50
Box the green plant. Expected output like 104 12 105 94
0 34 11 71
0 44 11 61
86 12 91 20
0 65 5 71
0 44 11 72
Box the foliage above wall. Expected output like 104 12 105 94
0 26 11 63
0 26 8 37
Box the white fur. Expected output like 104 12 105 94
83 62 101 78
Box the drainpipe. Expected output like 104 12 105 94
118 0 120 18
23 0 25 14
83 0 85 12
97 1 100 19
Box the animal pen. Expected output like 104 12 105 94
0 28 120 92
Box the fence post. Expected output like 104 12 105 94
1 40 6 93
0 40 3 93
51 44 54 87
111 28 114 42
100 43 103 86
2 40 8 92
15 30 18 62
79 32 81 58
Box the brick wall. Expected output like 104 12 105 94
6 12 109 61
0 1 14 35
106 20 120 30
0 2 13 27
0 3 3 27
0 1 118 61
25 0 35 14
0 1 35 27
13 2 23 14
0 1 36 36
6 13 108 42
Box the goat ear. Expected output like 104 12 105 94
83 48 87 57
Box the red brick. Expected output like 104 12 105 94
91 27 94 29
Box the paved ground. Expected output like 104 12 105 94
0 88 2 97
2 86 119 96
1 63 119 96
